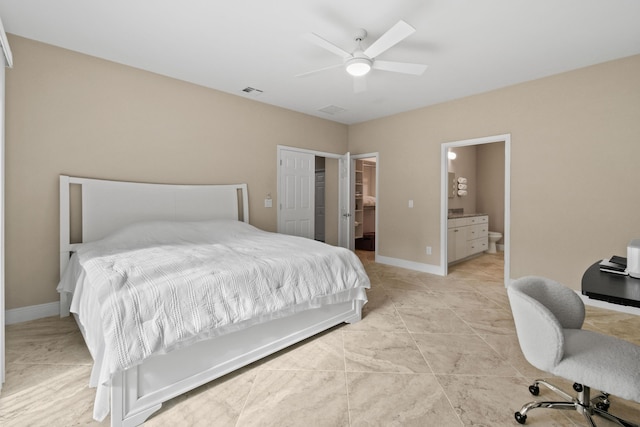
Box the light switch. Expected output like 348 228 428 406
265 198 272 208
408 200 414 208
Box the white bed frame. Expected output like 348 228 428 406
59 175 364 426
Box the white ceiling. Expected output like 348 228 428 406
0 0 639 124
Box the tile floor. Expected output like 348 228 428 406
1 252 639 426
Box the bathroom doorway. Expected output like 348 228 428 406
440 134 511 286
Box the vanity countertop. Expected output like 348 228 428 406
447 212 488 219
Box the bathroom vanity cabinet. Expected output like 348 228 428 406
448 215 489 263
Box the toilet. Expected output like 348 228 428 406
487 231 502 254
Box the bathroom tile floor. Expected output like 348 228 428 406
2 251 639 426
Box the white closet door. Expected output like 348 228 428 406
0 16 12 391
278 149 315 239
0 62 4 392
337 152 353 250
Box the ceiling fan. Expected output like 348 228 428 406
297 20 428 92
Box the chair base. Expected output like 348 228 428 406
514 380 638 427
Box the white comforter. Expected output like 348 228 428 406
58 220 370 420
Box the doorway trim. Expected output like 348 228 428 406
440 134 511 286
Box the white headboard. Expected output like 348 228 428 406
59 175 249 315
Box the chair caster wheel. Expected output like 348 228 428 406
528 385 540 396
515 412 527 424
595 401 610 412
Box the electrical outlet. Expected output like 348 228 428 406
426 246 432 255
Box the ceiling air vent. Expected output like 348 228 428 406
318 105 346 115
241 87 263 97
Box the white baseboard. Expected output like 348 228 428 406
375 255 444 276
5 302 59 325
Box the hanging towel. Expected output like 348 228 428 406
458 190 468 196
457 177 467 184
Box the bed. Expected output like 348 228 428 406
57 175 370 426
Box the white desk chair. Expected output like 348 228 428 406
507 276 640 426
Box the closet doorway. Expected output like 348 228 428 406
314 157 326 242
276 146 379 255
277 145 352 249
352 154 378 254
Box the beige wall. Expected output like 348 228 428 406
4 35 348 309
350 54 640 290
5 34 640 310
477 142 505 239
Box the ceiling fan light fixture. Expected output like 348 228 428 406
345 58 372 77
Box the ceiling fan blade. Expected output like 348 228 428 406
353 75 367 93
373 60 427 75
304 32 352 59
363 20 415 59
295 63 343 78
